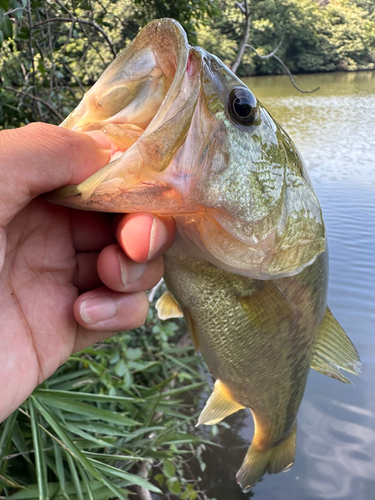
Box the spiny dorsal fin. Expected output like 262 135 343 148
311 307 361 384
196 379 245 426
155 290 183 320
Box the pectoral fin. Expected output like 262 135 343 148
237 281 294 332
196 379 245 426
155 290 183 320
156 293 201 353
311 307 361 384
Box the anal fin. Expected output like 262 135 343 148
196 379 244 426
311 307 361 384
155 290 183 320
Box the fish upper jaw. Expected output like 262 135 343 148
50 19 206 214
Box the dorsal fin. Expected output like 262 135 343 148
155 290 183 320
196 379 245 426
310 307 361 384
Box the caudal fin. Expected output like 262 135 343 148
236 424 297 492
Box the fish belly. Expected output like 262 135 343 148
163 241 328 489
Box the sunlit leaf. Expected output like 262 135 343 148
33 394 139 426
153 473 165 486
76 463 95 500
34 388 141 404
8 481 110 499
29 399 48 500
125 348 143 360
64 423 116 448
30 397 101 480
89 459 161 493
65 451 84 500
166 476 181 495
162 460 175 478
115 359 127 377
53 441 68 500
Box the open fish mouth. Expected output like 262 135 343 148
52 19 200 211
50 18 326 279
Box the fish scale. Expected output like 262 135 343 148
164 241 320 411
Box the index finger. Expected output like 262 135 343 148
116 213 176 263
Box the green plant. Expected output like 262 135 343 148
0 302 216 500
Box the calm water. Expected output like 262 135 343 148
197 71 375 499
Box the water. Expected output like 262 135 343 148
197 71 375 499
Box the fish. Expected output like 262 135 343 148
50 19 361 491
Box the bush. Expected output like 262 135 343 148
0 300 215 500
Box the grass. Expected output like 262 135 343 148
0 302 218 500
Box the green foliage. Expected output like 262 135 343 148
198 0 375 76
0 0 136 128
0 306 215 500
132 0 220 44
1 0 374 129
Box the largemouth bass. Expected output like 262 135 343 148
50 19 361 491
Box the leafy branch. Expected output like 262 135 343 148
1 84 64 120
232 0 320 93
245 41 320 93
33 16 117 58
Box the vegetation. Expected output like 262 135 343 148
198 0 375 76
132 0 220 44
0 0 136 127
0 0 374 127
0 300 218 500
0 0 374 497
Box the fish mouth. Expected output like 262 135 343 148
51 19 200 212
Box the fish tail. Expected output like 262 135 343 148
236 423 297 492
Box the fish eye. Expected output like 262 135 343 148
227 87 259 127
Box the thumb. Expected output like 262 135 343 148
0 122 110 225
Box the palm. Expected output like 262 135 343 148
0 123 174 423
1 199 88 411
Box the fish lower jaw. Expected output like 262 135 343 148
52 179 195 215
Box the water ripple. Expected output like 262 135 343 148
200 72 375 500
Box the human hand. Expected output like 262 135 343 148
0 123 175 422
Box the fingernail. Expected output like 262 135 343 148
80 296 118 325
148 217 168 260
86 130 112 149
118 251 146 287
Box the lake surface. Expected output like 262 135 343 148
197 71 375 500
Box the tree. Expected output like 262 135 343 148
132 0 220 44
0 0 136 127
197 0 375 77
